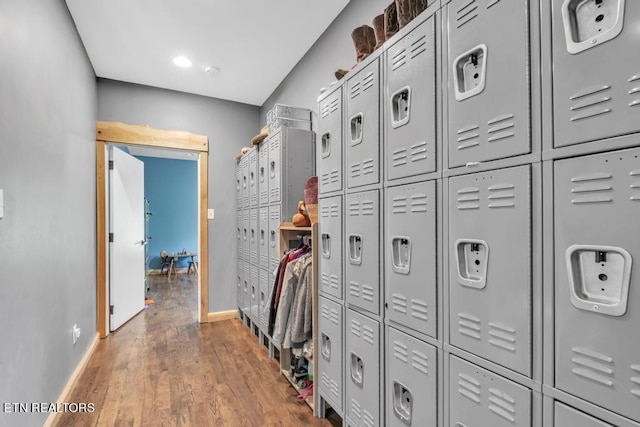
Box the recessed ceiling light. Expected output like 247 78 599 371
205 66 220 73
173 56 192 68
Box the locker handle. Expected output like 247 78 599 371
350 352 364 387
348 234 363 265
321 233 331 258
350 113 364 146
321 132 331 158
321 333 331 361
260 291 265 305
392 381 413 426
391 236 412 275
566 244 632 316
270 160 276 178
243 228 248 242
236 179 240 191
260 229 265 245
237 227 241 240
455 239 489 289
251 285 255 298
270 230 276 248
453 44 487 101
390 86 411 129
260 166 265 183
561 0 625 54
250 171 254 187
243 175 247 189
250 229 255 244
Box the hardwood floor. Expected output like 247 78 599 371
55 274 340 427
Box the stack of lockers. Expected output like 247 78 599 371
236 122 315 352
315 1 640 426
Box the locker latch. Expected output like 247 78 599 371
260 291 265 306
561 0 625 54
453 44 487 101
392 381 413 426
455 239 489 289
321 333 331 361
250 171 254 187
243 175 247 190
321 233 331 258
270 160 276 178
350 113 364 146
260 229 265 245
250 229 255 244
350 352 364 387
391 87 411 129
391 237 412 275
260 166 265 183
321 132 331 158
566 244 632 316
270 230 276 248
349 235 363 265
243 228 248 243
236 179 240 192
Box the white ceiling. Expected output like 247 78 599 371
65 0 350 107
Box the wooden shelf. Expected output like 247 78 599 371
280 368 314 410
278 221 312 232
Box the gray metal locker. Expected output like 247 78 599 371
259 143 269 206
551 0 640 148
242 261 251 317
386 327 437 427
449 355 532 427
446 0 531 168
242 209 250 261
250 208 258 264
448 165 532 376
319 295 344 413
385 181 437 338
249 147 258 207
268 132 282 204
346 58 381 188
385 14 437 181
236 159 243 210
319 195 343 301
268 205 281 273
318 86 343 194
259 206 269 270
259 267 270 336
241 153 250 207
237 259 244 312
554 402 614 427
346 190 381 316
250 263 258 321
554 148 640 423
346 309 381 427
267 127 315 217
236 210 243 260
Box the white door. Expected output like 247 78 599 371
109 146 146 331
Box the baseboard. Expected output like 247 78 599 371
207 310 238 323
43 332 100 427
148 268 189 276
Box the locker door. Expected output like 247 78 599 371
554 402 614 427
346 59 381 188
268 132 282 204
237 259 244 311
241 154 250 207
385 181 437 338
346 190 381 316
250 208 258 264
236 160 243 210
259 268 270 336
319 195 343 301
319 296 344 412
242 210 250 261
249 148 258 207
268 205 282 273
386 327 437 427
259 207 269 270
448 165 532 376
242 261 251 316
554 148 640 424
446 0 531 167
236 210 243 260
259 144 269 206
250 263 258 321
552 0 640 148
385 16 437 181
346 309 381 427
318 87 343 194
449 355 532 427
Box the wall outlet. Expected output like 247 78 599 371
207 209 215 220
72 324 81 345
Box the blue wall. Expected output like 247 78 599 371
136 156 198 270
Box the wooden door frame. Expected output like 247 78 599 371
96 121 209 338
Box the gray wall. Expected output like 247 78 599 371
97 79 260 313
0 1 98 426
261 0 390 122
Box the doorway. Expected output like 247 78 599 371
96 121 209 338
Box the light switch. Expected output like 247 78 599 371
0 189 3 219
207 209 215 220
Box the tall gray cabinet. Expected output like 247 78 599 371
316 1 640 427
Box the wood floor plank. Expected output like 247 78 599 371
54 274 341 427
